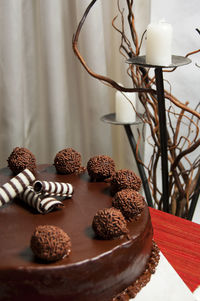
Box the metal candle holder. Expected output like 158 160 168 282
127 55 191 213
101 55 192 213
101 113 153 207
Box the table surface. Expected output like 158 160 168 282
150 207 200 293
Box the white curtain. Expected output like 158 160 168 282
0 0 198 181
0 0 199 220
0 0 149 171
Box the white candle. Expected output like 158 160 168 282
115 91 136 123
146 20 173 66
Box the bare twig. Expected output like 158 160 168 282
73 0 200 218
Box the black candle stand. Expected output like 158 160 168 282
126 55 191 213
101 113 153 207
101 55 192 213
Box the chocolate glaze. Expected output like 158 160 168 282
0 165 153 301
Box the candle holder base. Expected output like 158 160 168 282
100 113 143 125
126 55 191 68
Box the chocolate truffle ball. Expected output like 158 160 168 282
30 225 71 262
87 155 115 181
54 148 85 174
112 189 145 221
7 147 37 175
92 207 128 240
110 169 142 195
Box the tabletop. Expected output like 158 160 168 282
150 207 200 293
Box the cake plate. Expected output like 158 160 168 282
130 252 196 301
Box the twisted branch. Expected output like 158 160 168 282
72 0 155 94
73 0 200 218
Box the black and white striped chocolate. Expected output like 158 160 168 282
20 186 64 214
33 180 73 197
0 169 35 207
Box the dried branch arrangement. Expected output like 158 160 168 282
73 0 200 218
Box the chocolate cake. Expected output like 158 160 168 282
0 164 159 301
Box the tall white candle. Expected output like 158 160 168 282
115 91 136 123
146 20 173 66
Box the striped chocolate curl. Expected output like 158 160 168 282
0 169 35 207
20 186 64 214
33 180 73 197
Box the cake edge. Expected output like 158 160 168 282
112 240 160 301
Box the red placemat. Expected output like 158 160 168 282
150 207 200 292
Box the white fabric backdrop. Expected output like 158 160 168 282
145 0 200 215
0 0 149 171
0 0 199 193
150 0 199 119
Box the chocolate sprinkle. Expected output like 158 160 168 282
87 155 115 181
112 189 145 221
54 148 85 174
92 207 128 239
110 169 142 195
7 147 37 175
30 225 71 262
